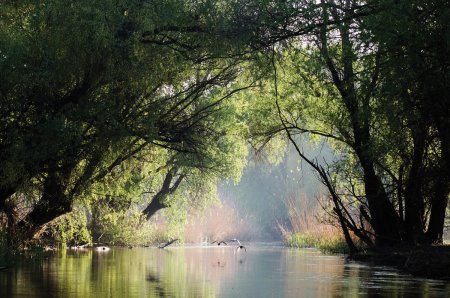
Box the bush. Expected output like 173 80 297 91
49 208 92 247
90 205 168 246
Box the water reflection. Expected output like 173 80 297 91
0 245 449 297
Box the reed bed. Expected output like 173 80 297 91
279 193 350 254
184 201 258 244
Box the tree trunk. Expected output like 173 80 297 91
397 165 404 223
16 170 72 241
322 170 358 254
403 124 426 244
142 167 185 220
360 159 401 246
426 127 450 243
345 89 401 246
426 180 449 244
5 199 18 247
0 186 17 212
320 10 401 246
142 193 169 220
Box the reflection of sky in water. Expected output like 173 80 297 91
1 245 449 297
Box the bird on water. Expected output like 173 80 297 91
229 238 246 251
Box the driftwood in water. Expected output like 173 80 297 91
158 238 179 249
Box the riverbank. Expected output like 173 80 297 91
351 245 450 280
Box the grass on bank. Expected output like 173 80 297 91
280 193 364 254
285 231 350 254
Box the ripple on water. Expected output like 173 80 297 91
0 246 449 298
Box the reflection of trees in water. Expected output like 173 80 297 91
154 247 244 296
2 248 450 297
337 259 449 297
283 250 346 297
0 262 56 298
0 249 217 297
145 272 167 297
148 248 217 297
283 250 450 298
0 250 94 297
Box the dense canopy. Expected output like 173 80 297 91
0 0 448 250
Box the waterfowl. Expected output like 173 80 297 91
211 240 228 246
229 238 247 251
236 245 246 252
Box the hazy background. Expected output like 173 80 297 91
186 142 332 242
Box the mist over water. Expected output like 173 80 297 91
219 141 333 241
2 246 448 298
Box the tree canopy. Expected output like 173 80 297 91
242 0 449 247
0 0 448 249
0 0 251 244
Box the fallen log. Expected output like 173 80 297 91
158 238 179 249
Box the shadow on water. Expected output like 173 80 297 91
0 245 449 297
340 261 450 298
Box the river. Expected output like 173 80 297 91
1 244 449 297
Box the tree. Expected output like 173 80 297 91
368 0 450 243
241 0 449 247
0 0 250 244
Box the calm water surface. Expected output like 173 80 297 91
1 244 449 297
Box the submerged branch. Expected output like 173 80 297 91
158 238 179 249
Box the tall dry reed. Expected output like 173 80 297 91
280 192 349 253
184 201 259 243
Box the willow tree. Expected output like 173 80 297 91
239 0 449 247
368 0 450 244
0 0 252 244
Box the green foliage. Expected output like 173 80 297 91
50 208 92 247
0 0 254 244
240 0 449 246
1 0 448 249
91 205 163 246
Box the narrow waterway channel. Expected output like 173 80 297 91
1 244 449 297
